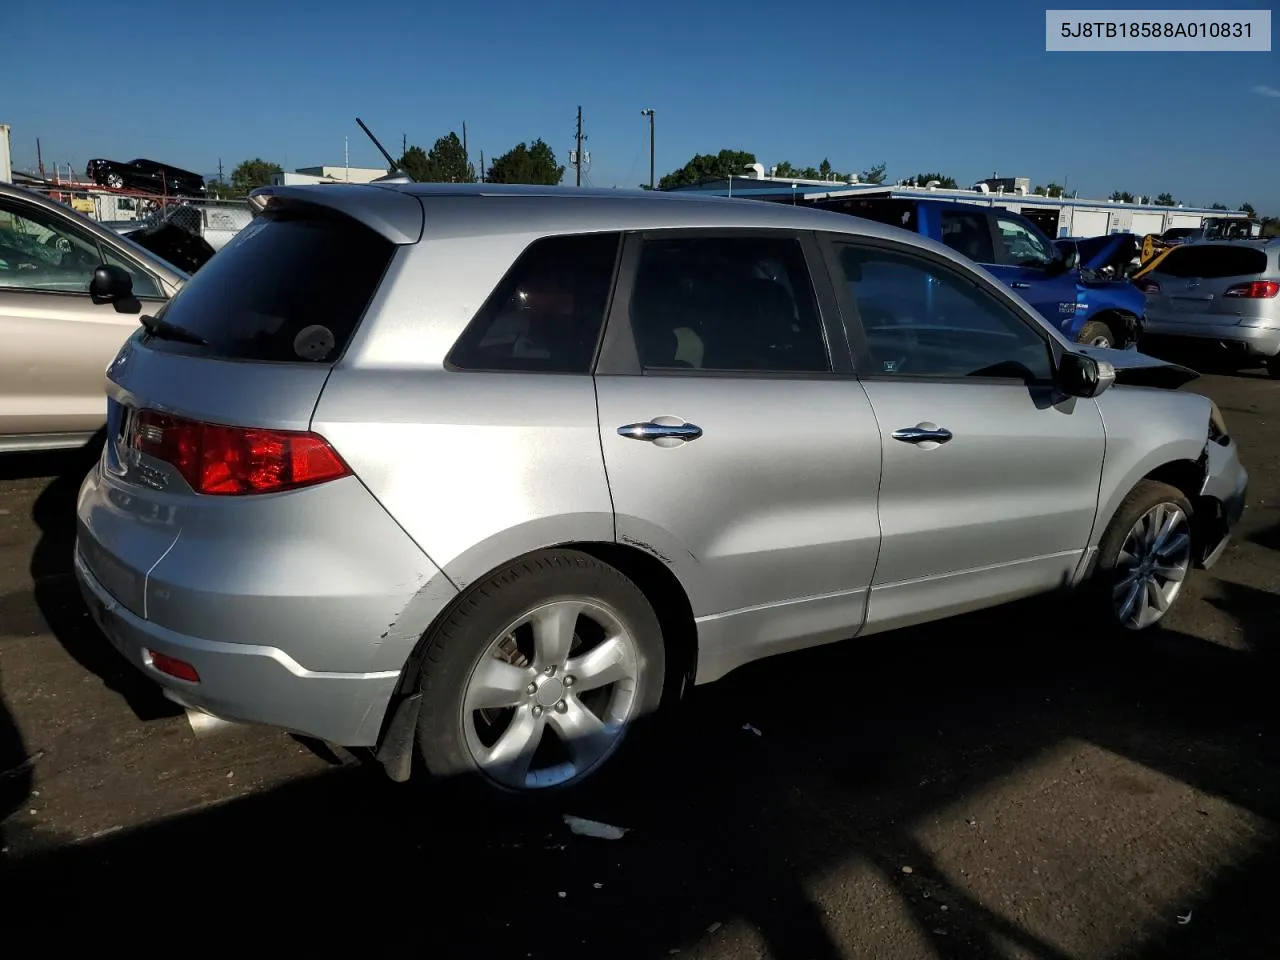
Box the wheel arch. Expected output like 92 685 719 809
373 540 699 779
1084 308 1142 347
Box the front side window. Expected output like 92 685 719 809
834 242 1053 381
0 200 107 294
629 235 829 374
939 211 995 264
992 216 1056 268
448 232 621 374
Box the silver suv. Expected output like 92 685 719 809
74 184 1248 796
1139 239 1280 378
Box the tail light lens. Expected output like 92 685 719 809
1223 280 1279 299
130 410 350 495
1133 278 1161 294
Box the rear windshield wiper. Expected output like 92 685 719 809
139 314 208 346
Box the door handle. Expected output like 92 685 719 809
1009 281 1031 289
892 424 953 445
618 421 703 443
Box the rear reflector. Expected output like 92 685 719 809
130 410 351 495
1223 280 1279 299
147 649 200 683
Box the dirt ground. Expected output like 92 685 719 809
1 366 1277 958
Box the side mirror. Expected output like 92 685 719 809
1058 351 1116 398
90 264 134 304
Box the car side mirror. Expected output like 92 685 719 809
1058 351 1116 398
90 264 133 304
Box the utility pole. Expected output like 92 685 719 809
641 108 655 189
217 157 224 184
479 150 485 183
574 106 584 186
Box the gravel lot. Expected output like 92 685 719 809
1 367 1277 957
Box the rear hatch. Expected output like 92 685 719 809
1145 244 1275 325
80 188 419 615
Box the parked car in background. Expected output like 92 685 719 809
75 184 1246 799
0 182 186 453
86 158 206 197
1138 239 1280 378
813 196 1147 349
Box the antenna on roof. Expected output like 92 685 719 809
355 117 417 182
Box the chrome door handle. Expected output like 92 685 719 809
618 421 703 443
892 424 953 445
1009 281 1031 289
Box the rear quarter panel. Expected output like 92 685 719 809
1090 385 1210 544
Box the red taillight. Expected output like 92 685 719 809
147 649 200 683
1223 280 1280 299
130 410 350 495
1134 278 1161 294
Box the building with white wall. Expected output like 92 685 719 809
270 165 388 186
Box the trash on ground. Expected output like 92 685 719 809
901 866 914 875
707 922 723 934
1178 910 1193 925
742 723 763 737
563 814 630 840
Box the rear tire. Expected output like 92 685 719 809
414 549 665 796
1090 480 1194 631
1077 320 1116 349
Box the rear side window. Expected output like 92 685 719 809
939 211 995 263
448 233 621 374
1156 245 1267 279
145 205 394 362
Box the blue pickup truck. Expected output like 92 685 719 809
811 196 1146 349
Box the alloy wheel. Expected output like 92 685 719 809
1113 502 1192 629
460 598 641 791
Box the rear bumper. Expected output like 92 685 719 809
1141 318 1280 357
76 546 399 745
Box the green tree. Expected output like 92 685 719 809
1109 190 1135 203
1241 201 1257 215
773 160 797 177
206 178 237 200
657 149 757 190
230 158 282 195
486 139 564 185
1155 192 1176 206
423 132 475 183
911 172 959 189
396 145 431 182
1209 202 1228 210
861 161 887 184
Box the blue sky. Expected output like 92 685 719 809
6 0 1277 211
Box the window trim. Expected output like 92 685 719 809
817 231 1063 387
594 227 853 380
443 230 625 376
0 196 167 301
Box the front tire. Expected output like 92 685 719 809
1077 320 1116 349
415 549 665 795
1093 480 1194 631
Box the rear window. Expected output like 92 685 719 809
1155 245 1267 280
145 204 395 362
813 198 918 234
447 232 621 374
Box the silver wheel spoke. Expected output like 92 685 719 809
548 695 614 770
480 706 546 785
566 635 633 693
1155 532 1190 560
530 601 582 669
467 658 534 711
1151 562 1185 583
1119 579 1144 622
1152 508 1180 552
1146 578 1170 613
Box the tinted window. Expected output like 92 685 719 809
146 204 394 362
630 235 829 374
814 198 918 233
1155 245 1268 279
939 211 995 263
0 200 112 294
836 243 1053 381
992 216 1055 268
448 233 620 374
